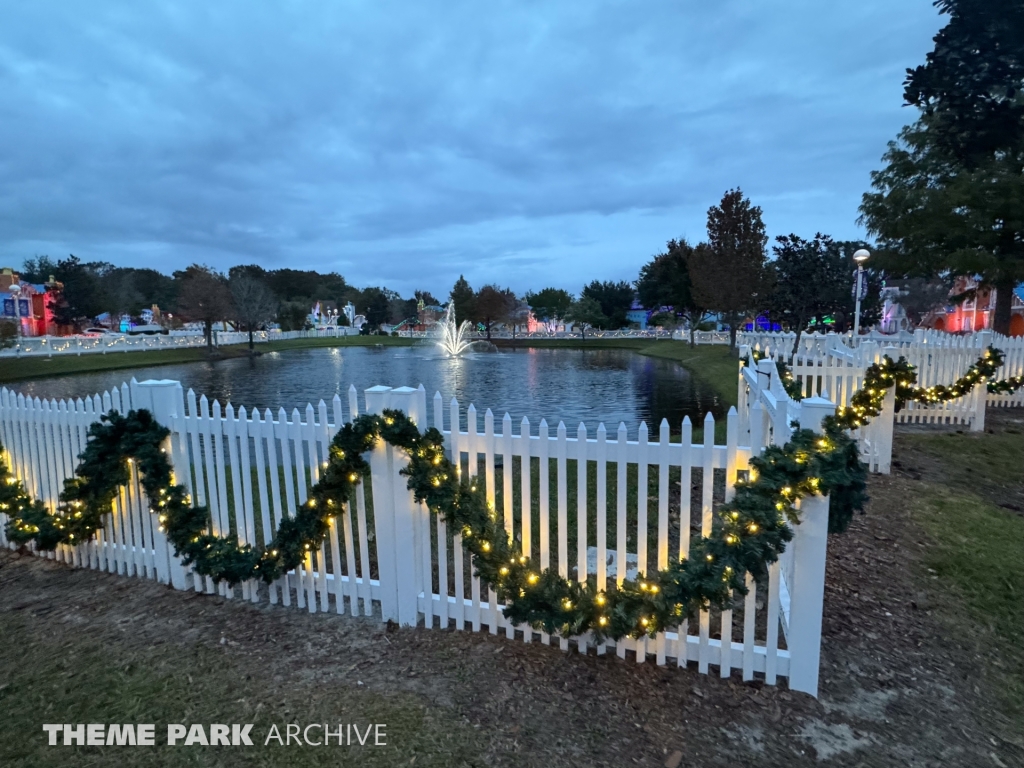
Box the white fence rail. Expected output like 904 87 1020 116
0 377 835 695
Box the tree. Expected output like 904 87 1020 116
889 277 952 327
107 269 145 319
414 290 439 306
174 264 231 350
45 256 111 329
507 297 532 341
769 234 848 354
688 189 770 349
580 280 633 329
229 273 277 351
359 286 396 330
278 301 310 331
524 287 574 324
860 121 1023 335
565 296 607 340
903 0 1024 169
19 256 58 284
861 2 1024 335
449 275 476 326
647 311 676 329
636 238 707 346
388 296 417 325
474 285 516 341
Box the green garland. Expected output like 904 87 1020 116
2 345 1021 642
746 349 805 401
988 375 1024 395
831 346 1019 430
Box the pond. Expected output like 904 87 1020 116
7 347 727 434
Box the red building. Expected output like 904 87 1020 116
922 277 1024 336
1 267 64 337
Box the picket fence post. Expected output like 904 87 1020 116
133 379 189 590
364 385 425 628
785 393 834 698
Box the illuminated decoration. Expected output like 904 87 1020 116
3 346 1023 643
434 302 475 356
746 349 804 401
831 346 1022 430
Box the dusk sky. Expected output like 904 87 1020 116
0 1 943 298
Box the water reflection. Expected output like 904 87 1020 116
9 347 725 435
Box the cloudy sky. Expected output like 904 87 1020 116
0 1 942 298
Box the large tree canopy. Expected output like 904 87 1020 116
174 264 232 349
636 238 707 345
903 0 1024 167
524 287 574 323
449 275 476 327
769 234 847 353
46 256 111 329
580 280 634 329
860 120 1024 334
475 284 516 340
565 296 606 340
862 1 1024 335
689 188 770 348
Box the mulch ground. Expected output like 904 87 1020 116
1 422 1021 767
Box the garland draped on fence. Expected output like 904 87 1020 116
2 346 1022 641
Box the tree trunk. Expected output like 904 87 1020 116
791 318 806 359
248 326 254 351
205 321 213 351
728 314 739 351
992 276 1015 336
689 324 695 347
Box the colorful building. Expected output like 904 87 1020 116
924 277 1024 336
1 267 64 337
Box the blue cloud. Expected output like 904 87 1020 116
0 0 941 296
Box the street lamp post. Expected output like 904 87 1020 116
853 249 870 342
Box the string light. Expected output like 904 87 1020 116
3 346 1020 646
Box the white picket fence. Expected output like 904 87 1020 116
0 377 835 696
0 333 209 358
741 328 1024 474
742 329 1024 411
0 326 364 359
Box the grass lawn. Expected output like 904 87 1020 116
897 420 1024 719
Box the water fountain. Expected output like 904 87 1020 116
435 302 475 357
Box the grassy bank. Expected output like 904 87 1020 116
0 337 417 385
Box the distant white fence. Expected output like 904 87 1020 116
397 329 674 340
0 333 208 358
0 326 362 358
0 377 835 695
741 328 1024 474
674 330 731 345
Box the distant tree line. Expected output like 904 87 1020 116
15 256 446 347
15 197 886 355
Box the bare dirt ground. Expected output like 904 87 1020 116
1 416 1022 767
